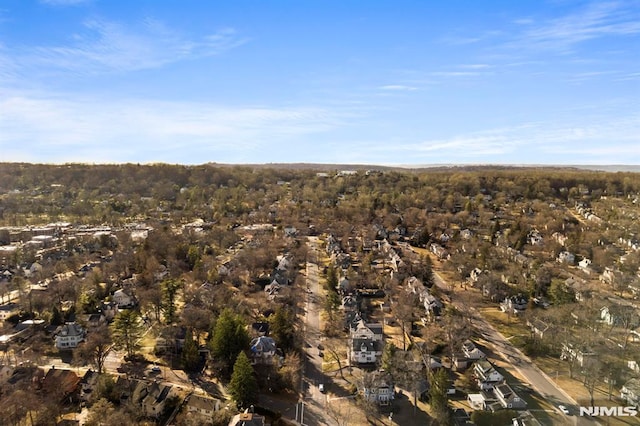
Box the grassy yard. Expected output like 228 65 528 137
477 306 528 339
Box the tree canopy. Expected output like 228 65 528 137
209 308 250 375
228 351 258 409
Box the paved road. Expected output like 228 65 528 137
433 271 596 425
297 237 333 426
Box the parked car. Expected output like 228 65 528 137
319 383 325 393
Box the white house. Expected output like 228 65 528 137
361 370 394 406
493 383 527 410
462 340 486 360
55 322 86 349
557 251 575 264
113 289 136 308
350 339 383 364
500 295 528 315
578 258 592 273
185 394 222 422
560 343 596 368
420 291 442 319
350 319 384 342
621 378 640 408
474 360 504 390
467 393 489 410
600 267 620 286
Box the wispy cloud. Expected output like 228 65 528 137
379 85 418 91
515 1 640 51
382 114 640 163
565 70 619 83
616 72 640 81
430 71 485 77
0 89 348 163
459 64 491 69
23 18 247 74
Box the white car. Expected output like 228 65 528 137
558 404 570 415
318 383 325 393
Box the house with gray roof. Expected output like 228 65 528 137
249 336 279 365
54 322 86 349
350 338 383 364
493 383 527 409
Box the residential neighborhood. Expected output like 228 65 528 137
1 164 640 426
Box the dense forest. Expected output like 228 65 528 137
2 163 639 228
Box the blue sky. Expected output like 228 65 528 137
0 0 639 165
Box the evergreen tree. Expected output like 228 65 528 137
325 265 338 292
110 309 143 358
269 306 295 352
229 351 257 409
422 255 434 287
161 278 182 324
429 368 451 425
548 279 575 305
209 309 249 374
181 328 201 372
490 220 500 244
51 305 63 326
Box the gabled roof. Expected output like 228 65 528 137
43 368 80 396
475 359 494 374
360 369 394 391
55 322 85 338
250 336 277 353
352 338 382 352
187 394 221 411
351 318 383 336
494 383 514 399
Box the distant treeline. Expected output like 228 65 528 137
0 162 639 227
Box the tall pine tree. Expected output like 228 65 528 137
229 352 257 409
111 309 143 358
269 306 295 352
429 368 451 425
181 328 201 372
209 309 249 374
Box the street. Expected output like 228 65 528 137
296 236 334 426
433 271 596 425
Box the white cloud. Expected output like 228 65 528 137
459 64 491 69
384 115 640 163
430 71 483 77
379 85 417 91
0 89 347 163
23 18 247 74
516 1 640 51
